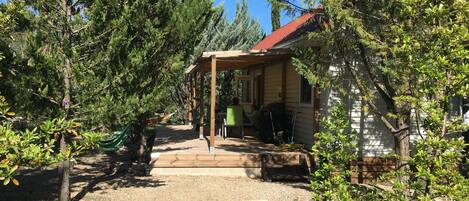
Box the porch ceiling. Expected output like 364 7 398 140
186 49 291 74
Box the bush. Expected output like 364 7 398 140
311 103 360 200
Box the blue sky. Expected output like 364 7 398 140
0 0 301 34
214 0 299 34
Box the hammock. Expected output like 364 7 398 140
99 125 132 152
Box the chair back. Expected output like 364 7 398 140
226 105 243 126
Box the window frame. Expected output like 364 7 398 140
298 74 314 107
236 75 253 105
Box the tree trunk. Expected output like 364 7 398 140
270 1 281 32
59 57 72 201
395 113 411 170
59 0 72 199
311 83 321 169
58 134 70 201
133 114 150 164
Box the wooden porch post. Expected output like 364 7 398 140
192 72 197 125
209 55 217 152
199 72 205 140
188 73 193 124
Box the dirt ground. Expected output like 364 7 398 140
0 154 311 201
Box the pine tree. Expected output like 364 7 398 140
167 0 264 123
1 2 100 200
2 1 213 200
15 1 91 200
268 0 286 32
77 0 213 164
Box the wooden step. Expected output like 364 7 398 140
151 152 309 168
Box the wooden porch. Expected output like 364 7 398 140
150 125 310 178
186 50 291 152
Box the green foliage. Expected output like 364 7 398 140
379 134 469 200
288 0 469 199
169 0 264 122
0 94 101 186
77 0 214 129
268 0 287 31
310 103 360 200
192 0 264 57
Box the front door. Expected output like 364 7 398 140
254 73 263 109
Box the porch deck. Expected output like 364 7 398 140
150 125 310 178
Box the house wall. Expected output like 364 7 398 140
261 61 395 157
320 66 395 157
262 61 315 149
284 63 315 149
263 62 283 104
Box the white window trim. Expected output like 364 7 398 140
298 74 314 107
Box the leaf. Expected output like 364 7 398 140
10 165 18 173
72 122 81 128
3 177 10 186
6 112 15 117
11 178 19 186
0 158 9 165
65 149 71 158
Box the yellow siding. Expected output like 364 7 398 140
263 62 283 104
262 61 315 149
261 63 396 156
284 63 315 149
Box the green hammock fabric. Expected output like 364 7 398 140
100 125 132 152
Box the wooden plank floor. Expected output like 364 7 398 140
151 125 282 154
150 125 309 168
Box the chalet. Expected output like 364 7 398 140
151 11 398 183
186 11 394 158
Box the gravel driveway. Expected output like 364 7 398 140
0 154 311 201
79 175 310 201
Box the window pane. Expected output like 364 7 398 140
240 80 251 103
300 77 312 103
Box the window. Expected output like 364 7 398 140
239 79 251 103
237 75 252 104
300 76 312 104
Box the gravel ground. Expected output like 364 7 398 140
0 154 311 201
79 175 310 201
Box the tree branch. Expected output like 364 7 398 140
341 49 403 134
358 43 396 111
31 92 60 106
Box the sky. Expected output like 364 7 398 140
0 0 301 34
214 0 299 34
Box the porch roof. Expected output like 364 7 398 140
186 49 291 74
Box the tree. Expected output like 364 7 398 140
287 0 468 199
22 1 90 200
0 1 104 200
0 92 100 189
76 0 213 165
268 0 287 32
167 0 264 122
310 103 361 200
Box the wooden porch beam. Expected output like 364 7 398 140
209 55 217 152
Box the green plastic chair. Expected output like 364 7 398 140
222 105 244 139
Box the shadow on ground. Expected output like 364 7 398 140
0 152 165 201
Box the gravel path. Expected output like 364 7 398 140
79 175 310 201
0 154 311 201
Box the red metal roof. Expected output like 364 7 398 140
252 12 315 50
